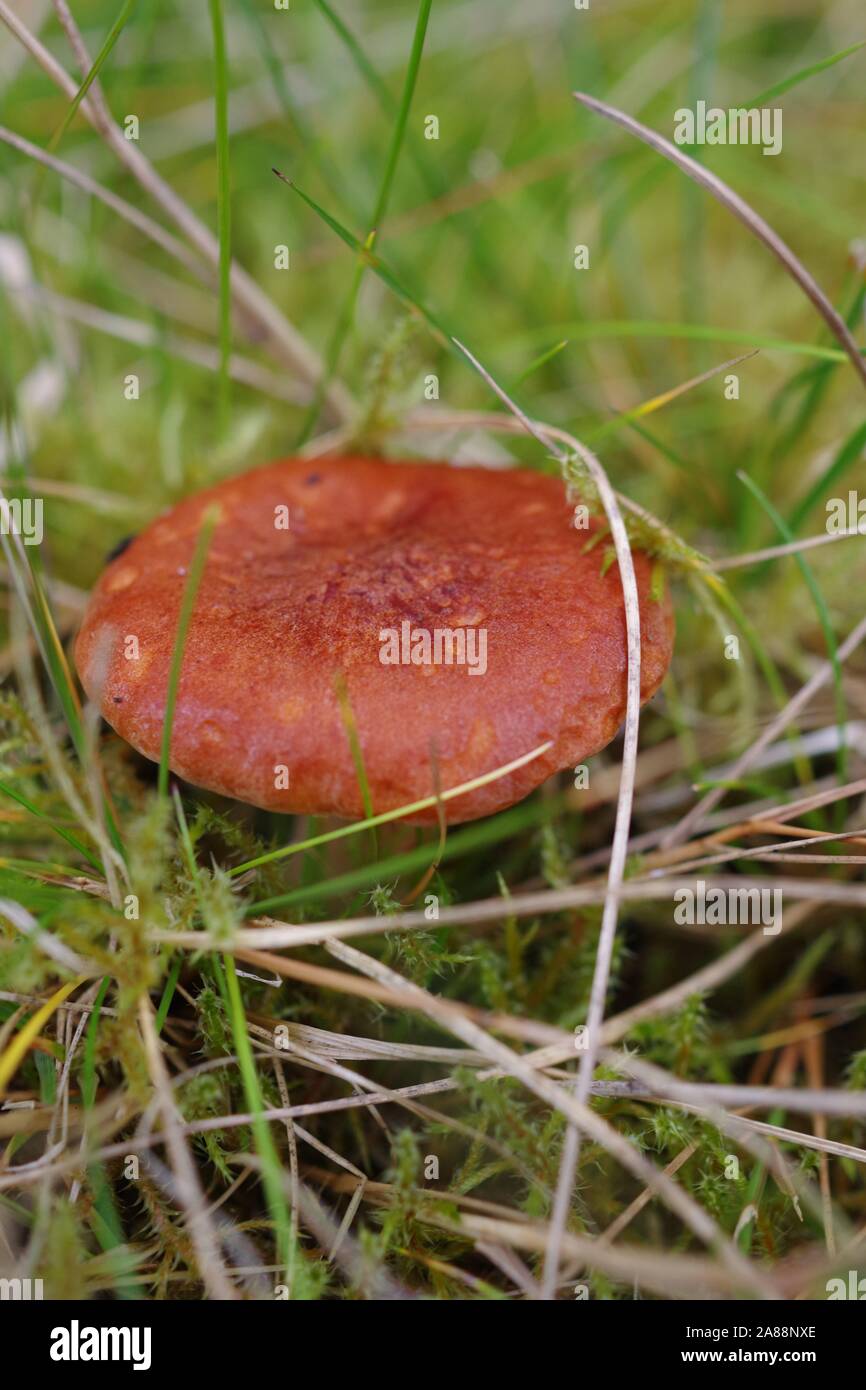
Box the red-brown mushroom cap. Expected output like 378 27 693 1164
74 455 674 824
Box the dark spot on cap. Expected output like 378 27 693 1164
304 473 322 486
106 534 137 564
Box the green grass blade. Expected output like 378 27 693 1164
739 471 847 787
247 797 556 915
154 953 183 1035
295 0 433 443
220 954 296 1286
768 283 865 465
46 0 138 158
519 320 860 363
230 739 552 877
311 0 517 314
313 0 394 111
237 0 355 218
0 779 102 870
81 973 143 1297
680 0 722 347
334 673 377 860
788 418 866 534
174 798 299 1283
748 41 865 108
81 976 111 1110
700 573 814 790
278 174 452 351
368 0 433 232
510 339 570 388
208 0 232 435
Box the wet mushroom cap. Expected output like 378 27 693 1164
75 455 675 824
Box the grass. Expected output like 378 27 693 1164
43 0 138 162
294 0 433 445
0 0 865 1303
208 0 232 435
737 469 848 789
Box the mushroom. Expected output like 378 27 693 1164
75 455 674 824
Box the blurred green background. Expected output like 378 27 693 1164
2 0 864 567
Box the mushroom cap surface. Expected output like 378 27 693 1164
75 455 674 823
